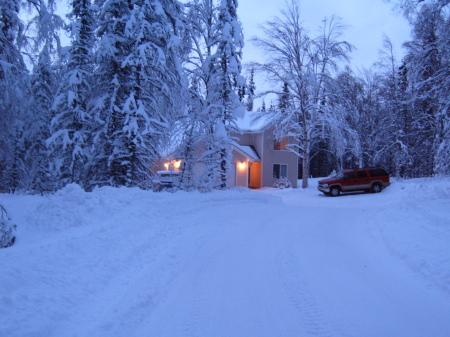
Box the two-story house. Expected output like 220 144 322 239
228 112 298 188
157 112 299 189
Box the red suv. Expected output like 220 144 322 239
318 168 390 196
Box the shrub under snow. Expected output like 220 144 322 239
1 205 16 248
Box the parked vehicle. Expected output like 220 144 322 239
153 170 180 192
318 168 390 196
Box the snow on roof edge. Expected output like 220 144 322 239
232 142 261 161
234 111 273 133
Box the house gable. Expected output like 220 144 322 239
232 112 298 188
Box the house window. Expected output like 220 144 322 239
273 164 288 179
274 137 288 150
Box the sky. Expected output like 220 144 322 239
238 0 411 72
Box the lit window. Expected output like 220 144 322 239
274 137 288 150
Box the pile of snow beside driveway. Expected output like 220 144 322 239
1 178 450 337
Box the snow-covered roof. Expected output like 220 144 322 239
232 142 260 161
234 111 272 133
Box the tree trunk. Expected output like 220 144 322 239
301 129 309 188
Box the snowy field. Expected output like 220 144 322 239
1 178 450 337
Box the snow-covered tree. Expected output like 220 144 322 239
25 45 56 192
434 8 450 175
177 76 203 191
252 0 353 188
388 0 450 176
404 4 440 176
212 0 245 189
245 67 255 111
260 99 266 112
374 36 412 177
48 0 96 190
0 0 28 192
181 0 244 191
21 0 64 192
278 82 290 113
181 0 217 191
317 66 363 174
91 0 185 189
0 204 16 248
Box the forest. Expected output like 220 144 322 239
1 0 449 194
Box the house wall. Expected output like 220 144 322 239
227 163 236 188
233 128 298 188
230 150 249 188
233 132 264 188
235 132 264 161
260 128 298 188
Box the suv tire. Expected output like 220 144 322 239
371 183 382 193
330 186 341 197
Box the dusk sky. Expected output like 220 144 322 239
238 0 411 71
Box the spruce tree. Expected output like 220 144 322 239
0 0 28 192
278 82 290 113
246 68 255 111
92 0 185 188
49 0 96 190
23 0 64 192
213 0 244 189
26 45 56 192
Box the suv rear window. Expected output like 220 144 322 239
368 169 388 177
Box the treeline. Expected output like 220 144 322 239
253 0 449 187
0 0 449 194
1 0 244 193
309 0 450 179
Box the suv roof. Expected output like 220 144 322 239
342 167 387 171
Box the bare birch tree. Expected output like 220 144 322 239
251 0 353 187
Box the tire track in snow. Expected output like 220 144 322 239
150 202 300 336
275 230 335 337
178 219 268 336
177 202 336 337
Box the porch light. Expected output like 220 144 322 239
164 162 169 170
174 160 181 169
238 161 246 170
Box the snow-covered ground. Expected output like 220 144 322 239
1 178 450 337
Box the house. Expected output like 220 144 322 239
156 112 299 189
228 112 298 188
